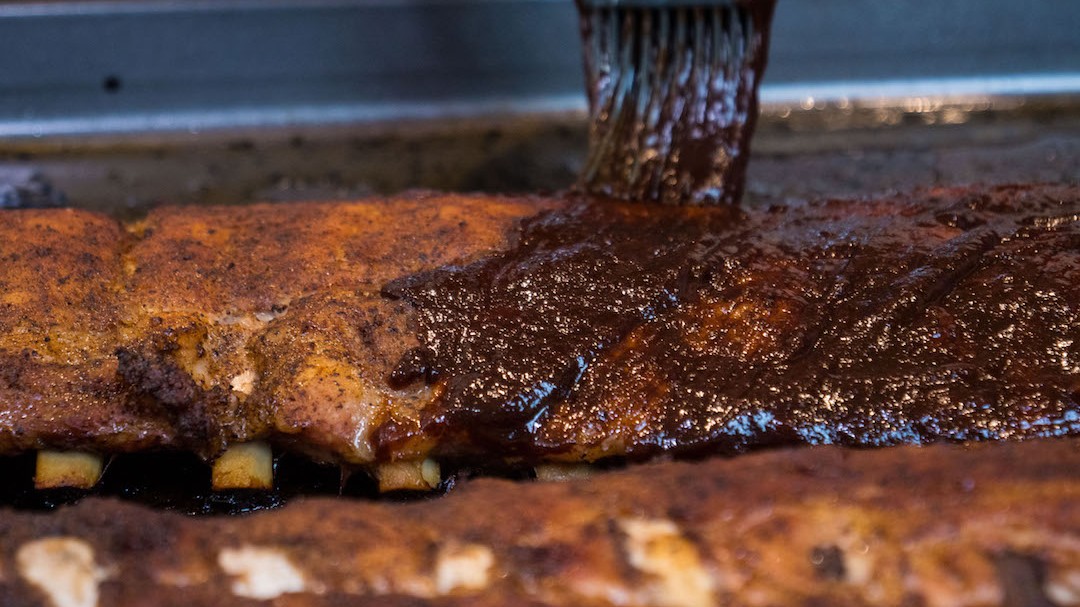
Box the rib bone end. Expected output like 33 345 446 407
535 463 594 482
375 459 441 492
212 442 274 490
34 451 104 490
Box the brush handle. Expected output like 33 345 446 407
578 0 753 7
576 0 777 205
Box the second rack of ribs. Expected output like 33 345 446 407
0 184 1077 466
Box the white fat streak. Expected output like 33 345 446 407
229 370 257 395
619 518 716 607
16 537 109 607
218 309 285 326
435 544 495 595
218 545 308 600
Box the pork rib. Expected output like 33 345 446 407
0 439 1077 606
0 185 1077 464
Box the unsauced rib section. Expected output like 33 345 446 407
0 185 1078 465
0 209 177 452
118 194 560 460
0 194 558 459
0 439 1077 606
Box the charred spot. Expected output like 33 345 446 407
898 591 933 604
116 347 201 408
994 551 1054 607
0 362 22 388
114 347 232 455
388 347 439 389
31 245 54 258
810 545 846 581
507 543 576 578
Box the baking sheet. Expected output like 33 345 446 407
0 96 1077 217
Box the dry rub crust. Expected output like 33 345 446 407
120 194 561 459
0 439 1077 606
0 193 559 458
0 209 176 451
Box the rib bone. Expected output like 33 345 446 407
212 442 273 491
34 451 104 490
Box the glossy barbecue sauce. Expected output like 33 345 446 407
575 0 777 205
377 3 1079 462
382 200 745 457
380 186 1080 462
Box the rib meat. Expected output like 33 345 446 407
0 185 1077 464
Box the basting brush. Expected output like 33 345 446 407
575 0 777 205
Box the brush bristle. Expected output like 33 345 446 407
577 0 775 205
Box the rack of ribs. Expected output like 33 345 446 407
0 184 1077 482
0 439 1077 606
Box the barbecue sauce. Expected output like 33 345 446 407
381 186 1080 462
575 0 777 205
382 200 745 456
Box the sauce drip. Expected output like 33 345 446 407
575 0 777 205
380 186 1080 462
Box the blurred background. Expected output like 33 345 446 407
0 0 1078 213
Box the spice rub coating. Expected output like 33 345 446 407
0 439 1077 606
0 209 175 452
0 194 558 457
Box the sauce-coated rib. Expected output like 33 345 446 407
382 184 1080 462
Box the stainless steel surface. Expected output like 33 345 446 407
1 99 1076 216
1 0 1078 137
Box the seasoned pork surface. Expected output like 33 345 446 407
0 439 1077 606
0 209 175 451
0 185 1077 463
0 194 557 457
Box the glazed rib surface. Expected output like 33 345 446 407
1 439 1077 606
0 185 1077 463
